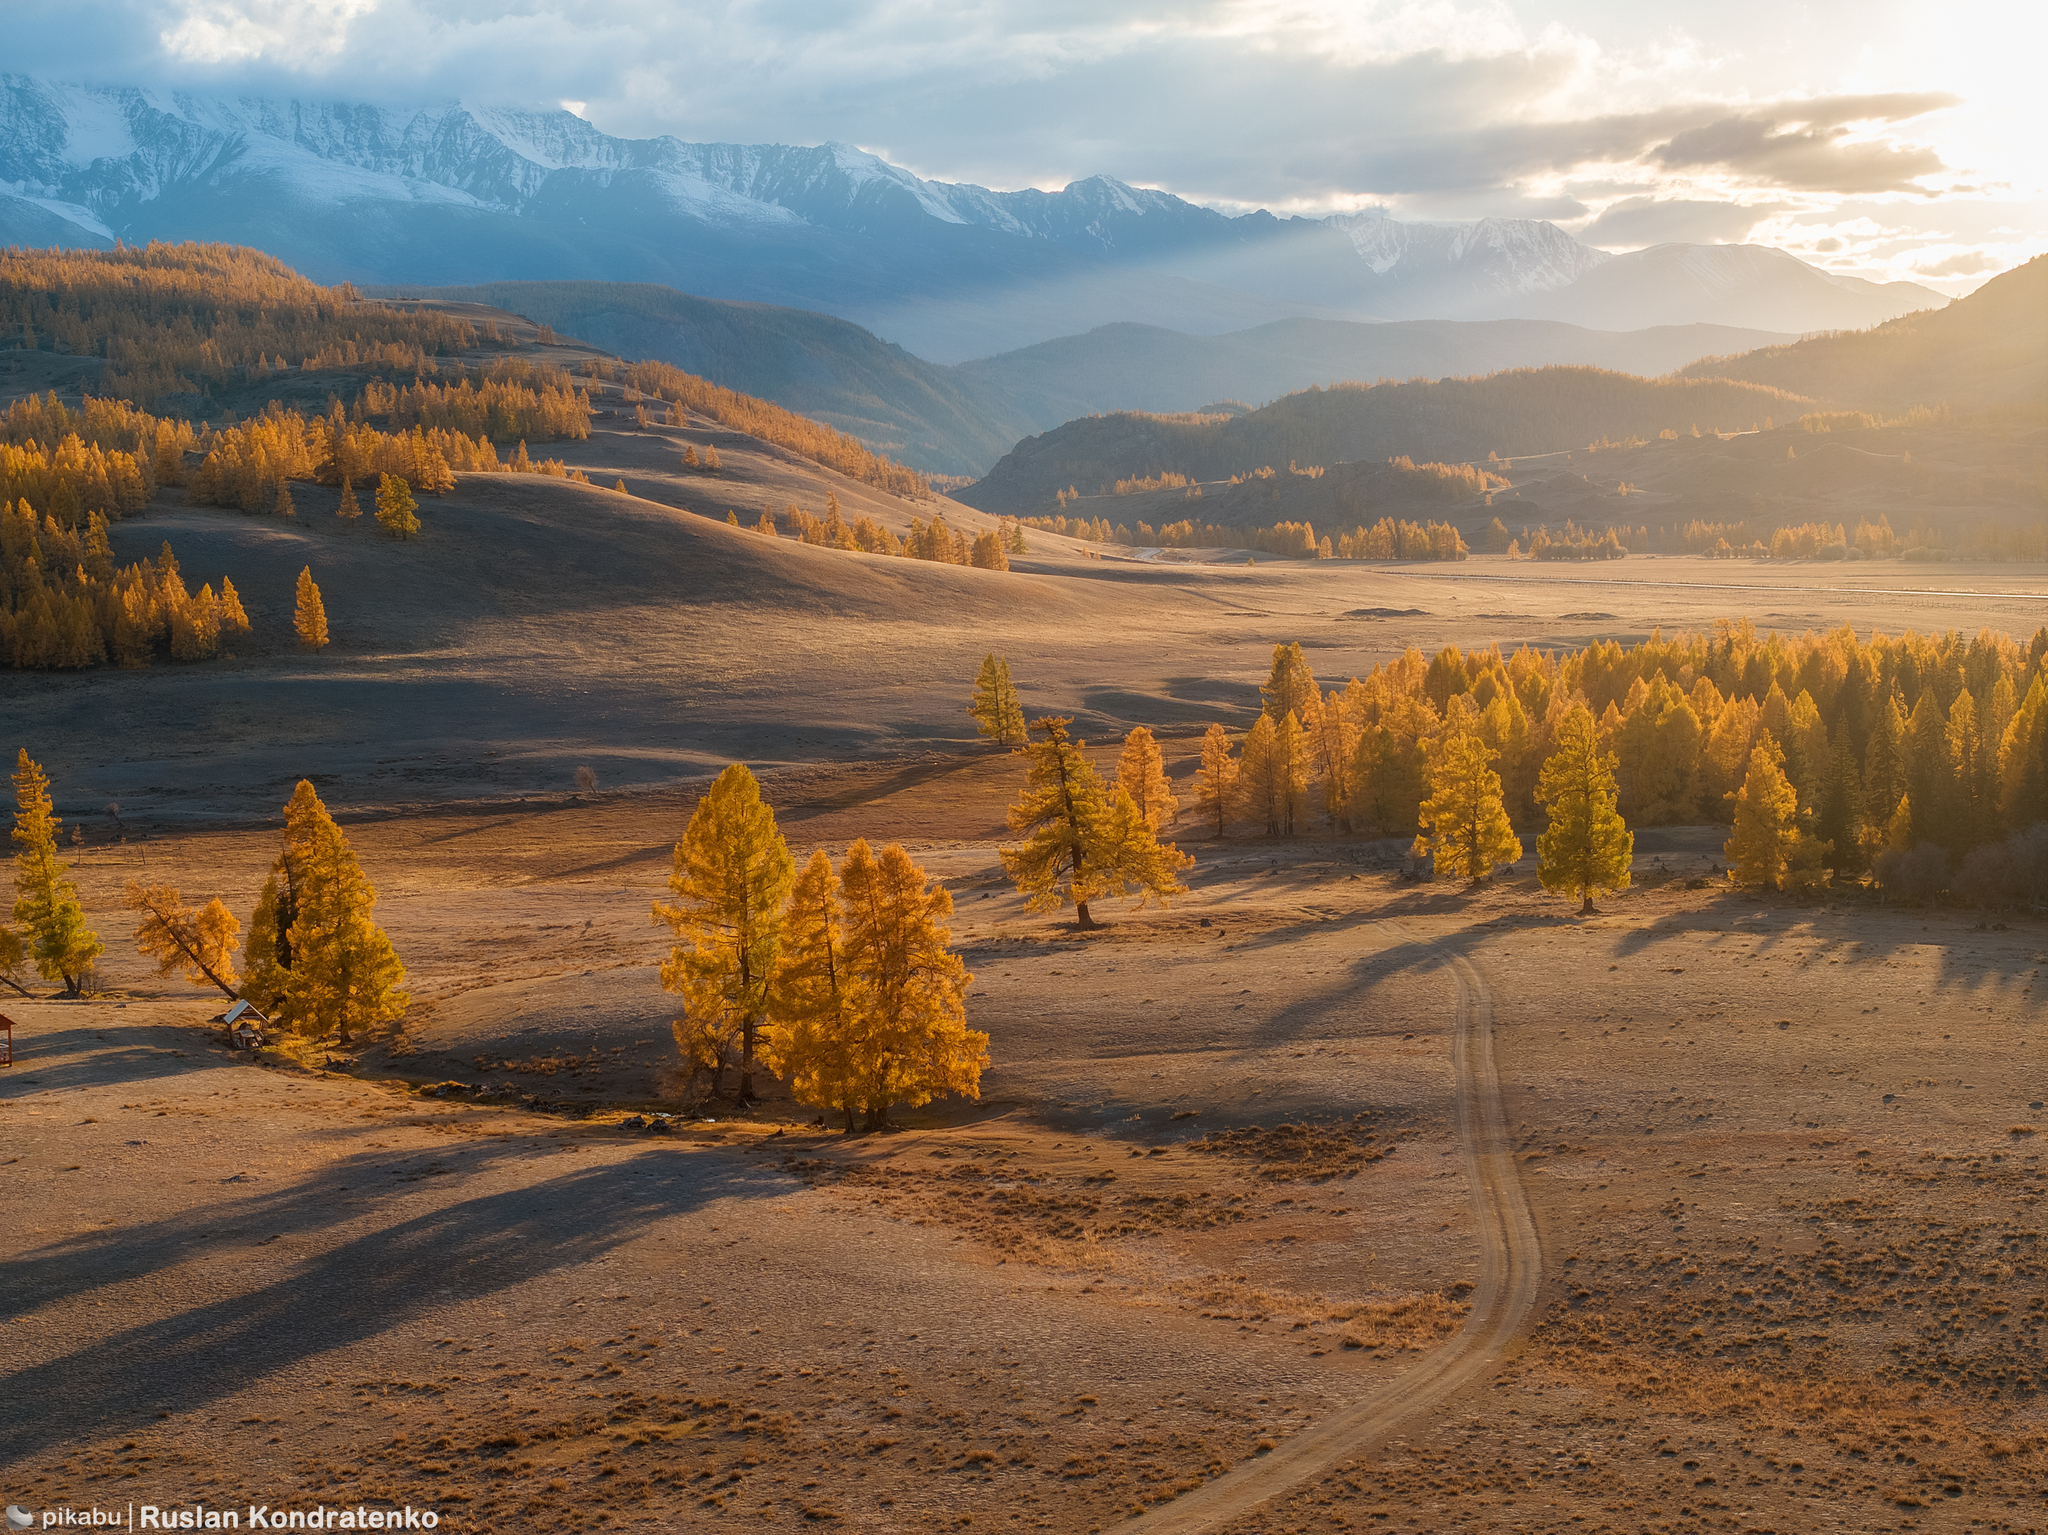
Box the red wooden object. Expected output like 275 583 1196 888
0 1014 13 1068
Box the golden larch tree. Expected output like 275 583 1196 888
654 763 795 1102
11 750 102 995
1273 710 1310 836
1261 642 1317 722
293 567 328 650
763 850 863 1131
338 478 362 519
1417 731 1522 883
1116 725 1178 830
125 882 240 999
1237 713 1281 835
1535 703 1633 913
1196 722 1238 835
838 839 986 1130
969 654 1026 747
1725 734 1827 892
375 473 419 538
1001 717 1189 929
240 781 407 1040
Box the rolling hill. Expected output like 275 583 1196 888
1678 254 2048 413
956 369 1810 515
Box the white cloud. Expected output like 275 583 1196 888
5 0 2038 285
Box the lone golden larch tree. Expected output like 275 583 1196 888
969 654 1026 747
11 750 102 996
241 780 407 1040
293 566 328 650
374 473 419 539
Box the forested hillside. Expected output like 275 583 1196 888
373 281 1037 479
958 368 1806 514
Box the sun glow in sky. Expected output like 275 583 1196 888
11 0 2043 292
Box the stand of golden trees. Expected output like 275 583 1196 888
1 243 489 406
621 358 929 500
656 765 986 1126
1 507 249 669
1194 625 2048 903
768 497 1017 569
1017 510 1469 561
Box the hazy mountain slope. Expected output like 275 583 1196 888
1676 255 2048 413
957 369 1809 514
955 317 1798 427
376 280 1039 478
0 75 1946 358
372 280 1798 477
1512 244 1940 333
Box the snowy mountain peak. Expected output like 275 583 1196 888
0 75 1945 361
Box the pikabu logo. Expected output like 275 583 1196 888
6 1510 440 1531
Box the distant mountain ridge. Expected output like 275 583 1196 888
391 278 1799 476
0 75 1946 361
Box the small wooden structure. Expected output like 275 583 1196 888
219 999 269 1050
0 1013 13 1068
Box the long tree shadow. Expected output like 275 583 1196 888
0 1142 773 1455
0 1024 237 1097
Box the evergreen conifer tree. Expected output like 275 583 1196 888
1417 731 1522 883
1116 726 1178 830
654 764 795 1103
11 750 102 995
1535 703 1632 913
293 567 328 650
1196 722 1238 835
375 473 419 539
969 654 1026 747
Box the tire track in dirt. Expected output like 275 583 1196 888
1138 920 1541 1531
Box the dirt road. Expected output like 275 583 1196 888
1137 921 1542 1531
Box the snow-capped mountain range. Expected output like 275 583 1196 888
0 77 1943 363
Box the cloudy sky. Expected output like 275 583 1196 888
11 0 2042 292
